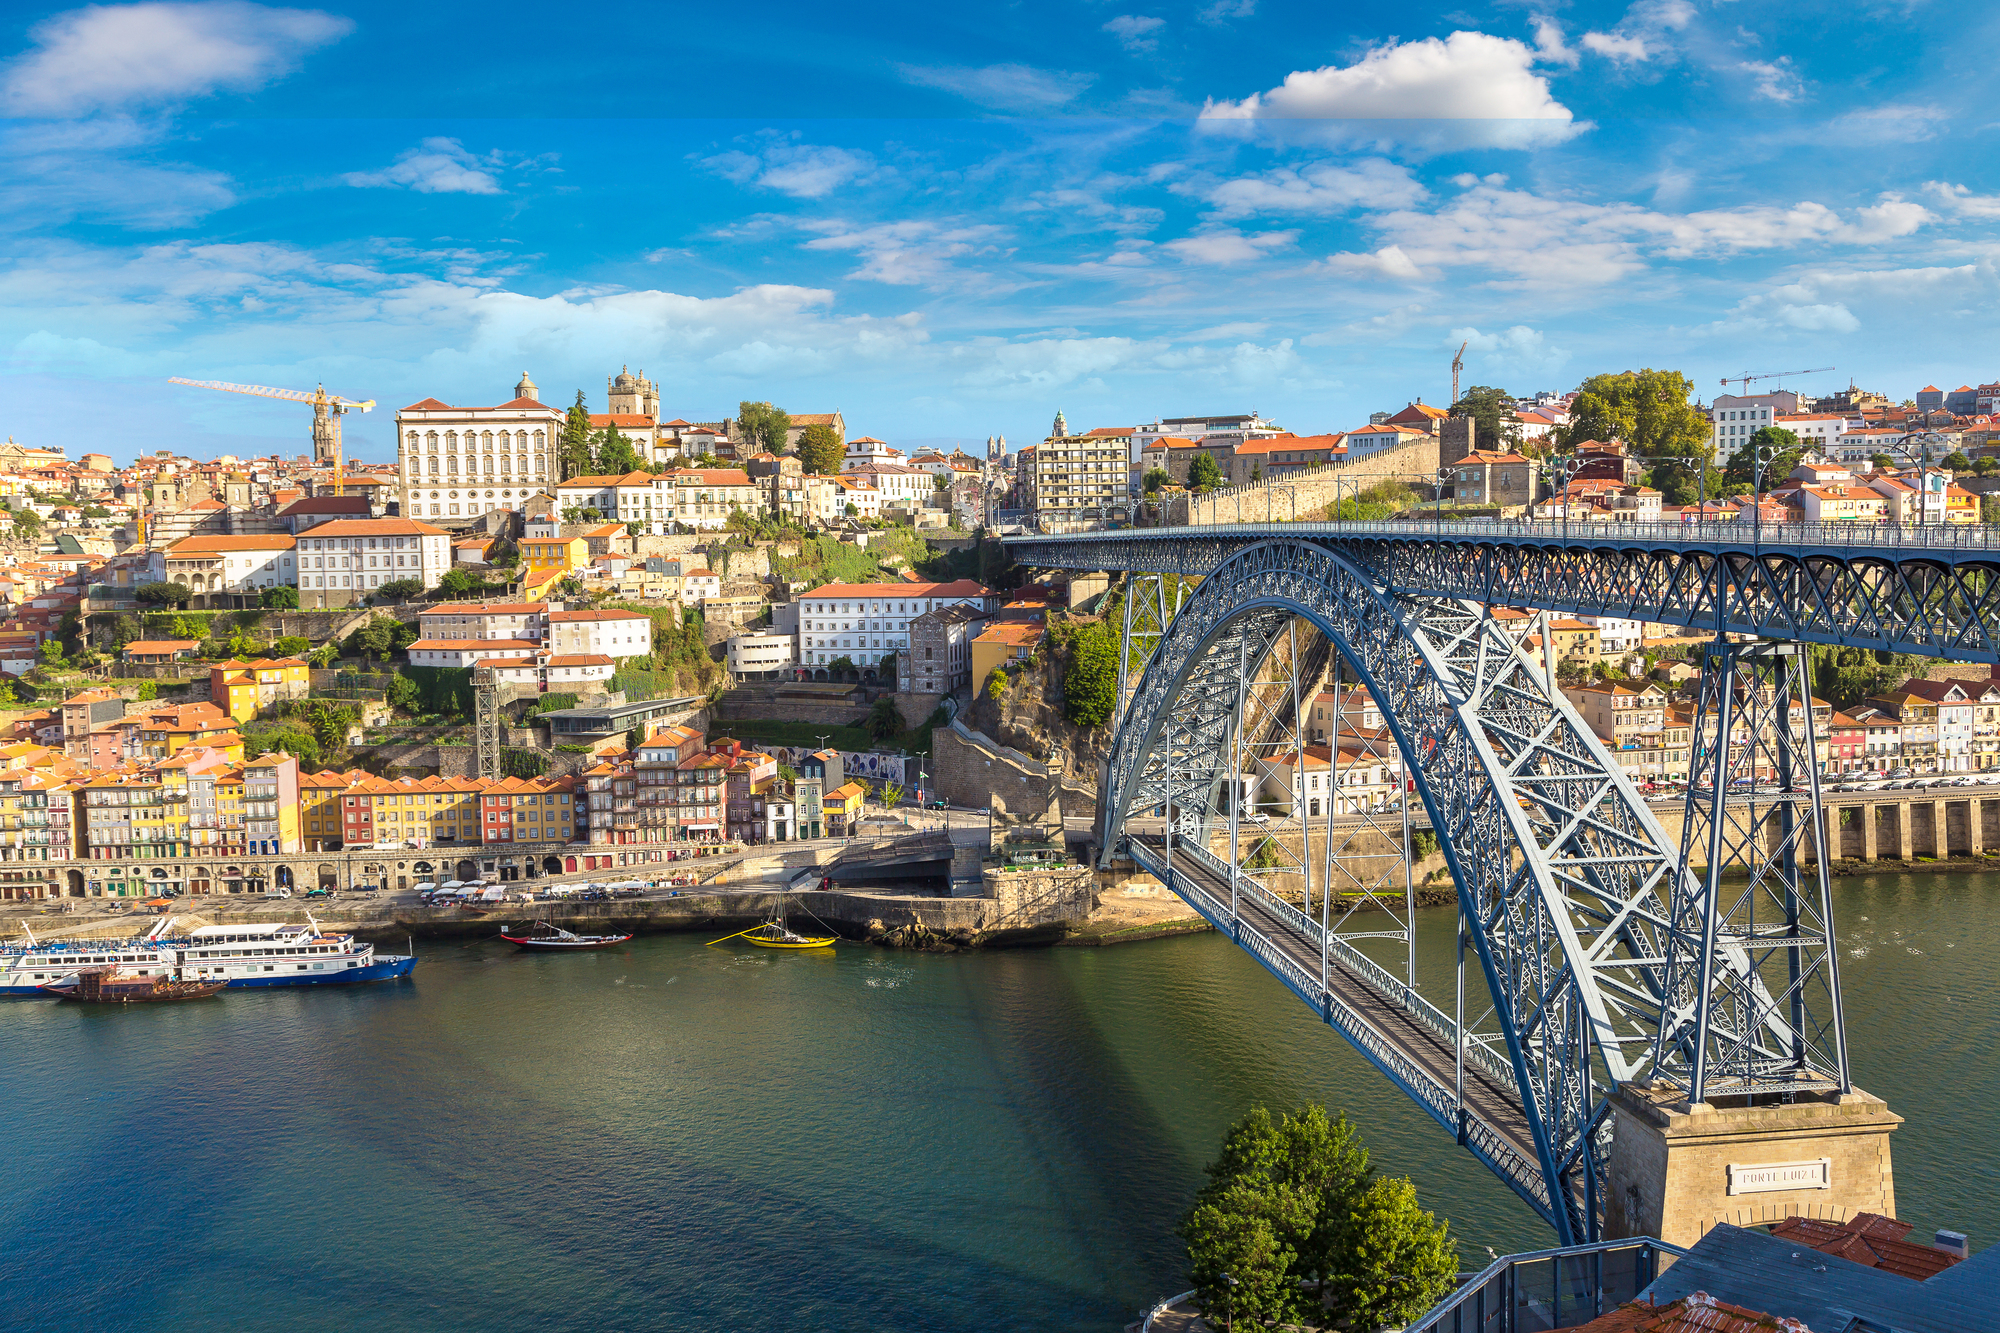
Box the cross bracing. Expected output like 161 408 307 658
1075 537 1851 1245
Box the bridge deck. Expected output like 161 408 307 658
1129 833 1561 1218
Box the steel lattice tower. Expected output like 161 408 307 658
473 666 501 780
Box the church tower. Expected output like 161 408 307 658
514 371 540 403
607 365 660 421
1050 409 1068 439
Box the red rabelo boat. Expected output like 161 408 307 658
499 921 633 951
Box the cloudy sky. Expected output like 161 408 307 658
0 0 1995 465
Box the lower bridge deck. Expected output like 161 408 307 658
1129 831 1570 1223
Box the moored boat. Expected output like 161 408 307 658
2 916 416 996
42 966 227 1004
708 896 836 950
499 920 633 950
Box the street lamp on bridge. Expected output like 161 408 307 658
1540 452 1582 539
1892 428 1953 526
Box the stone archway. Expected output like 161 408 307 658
542 855 562 874
66 868 84 896
276 866 294 889
456 858 478 881
316 863 337 890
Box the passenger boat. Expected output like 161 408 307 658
41 966 227 1003
0 916 416 996
498 921 633 950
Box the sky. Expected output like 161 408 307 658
2 0 1998 467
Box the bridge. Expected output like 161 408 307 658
1001 516 1993 1244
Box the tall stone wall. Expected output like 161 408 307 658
1187 433 1442 525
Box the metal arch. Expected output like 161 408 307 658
1100 540 1697 1243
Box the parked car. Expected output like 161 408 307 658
303 888 334 899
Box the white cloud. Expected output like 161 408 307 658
1104 15 1166 53
1820 104 1949 146
800 220 1014 289
1925 181 2000 220
1198 0 1255 24
1773 303 1859 333
1580 32 1647 61
1198 30 1586 151
1532 18 1577 68
1450 324 1570 376
1197 158 1425 218
1577 0 1692 65
1738 57 1802 103
344 139 505 195
1 1 351 117
1319 245 1429 281
0 119 233 228
1162 228 1298 264
701 136 881 200
896 62 1095 111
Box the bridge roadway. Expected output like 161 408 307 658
1127 830 1579 1225
1008 518 2000 661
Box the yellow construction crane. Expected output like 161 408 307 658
169 378 375 498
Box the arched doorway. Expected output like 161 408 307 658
563 856 577 873
66 868 83 896
317 864 338 890
276 866 294 889
456 858 478 881
542 856 562 874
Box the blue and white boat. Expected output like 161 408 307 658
1 916 416 996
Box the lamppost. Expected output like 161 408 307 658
1753 443 1776 547
1541 452 1581 539
1223 1273 1238 1333
1895 428 1952 527
1435 465 1454 526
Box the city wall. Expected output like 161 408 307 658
1185 434 1443 526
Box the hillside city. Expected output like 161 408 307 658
0 364 1992 902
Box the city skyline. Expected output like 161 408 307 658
2 0 1997 465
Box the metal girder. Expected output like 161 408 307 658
1009 527 2000 662
1098 540 1699 1243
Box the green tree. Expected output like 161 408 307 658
866 695 902 739
1143 467 1171 493
626 724 645 753
272 635 313 657
8 504 42 537
437 567 478 599
1984 495 2000 525
135 581 190 607
737 401 793 455
594 425 644 475
385 673 420 711
1974 456 1998 477
1064 622 1119 728
878 780 904 808
559 390 595 479
984 666 1007 698
1187 452 1224 491
1557 369 1713 471
797 422 844 475
113 614 143 647
135 680 159 700
259 586 300 609
1870 452 1895 470
37 641 63 666
1941 450 1972 472
1322 1176 1458 1329
1723 426 1806 493
377 578 425 602
1449 384 1521 452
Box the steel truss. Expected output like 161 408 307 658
1010 529 2000 662
1653 641 1850 1103
1100 541 1712 1243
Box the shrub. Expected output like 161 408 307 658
985 667 1008 699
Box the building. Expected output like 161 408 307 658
1447 450 1535 508
971 619 1046 686
726 630 796 682
522 532 588 579
164 534 298 599
823 780 865 836
1898 679 1977 771
396 372 562 521
481 652 616 690
405 638 545 668
656 468 762 532
904 604 987 695
547 609 653 659
242 753 301 854
417 601 547 643
123 639 200 665
555 471 660 527
210 657 311 724
797 580 994 675
294 518 452 605
1030 428 1129 525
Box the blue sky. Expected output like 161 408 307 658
2 0 1998 466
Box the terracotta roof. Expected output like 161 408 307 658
1570 1293 1809 1333
491 396 550 410
665 468 754 486
587 414 656 429
419 602 545 615
401 398 452 410
123 640 198 654
548 609 650 623
803 580 990 599
300 518 448 537
1767 1212 1962 1280
973 621 1046 646
406 638 543 651
168 534 297 552
558 471 658 488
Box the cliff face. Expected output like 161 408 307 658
969 634 1112 787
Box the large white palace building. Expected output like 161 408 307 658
395 372 563 521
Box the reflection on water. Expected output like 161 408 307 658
0 869 1992 1331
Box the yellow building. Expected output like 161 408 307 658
970 621 1047 688
211 657 312 725
300 770 351 851
823 780 866 837
522 534 588 576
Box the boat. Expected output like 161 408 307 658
708 898 836 950
1 915 416 996
498 920 633 950
41 966 227 1004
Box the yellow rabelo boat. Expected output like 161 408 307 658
707 899 835 950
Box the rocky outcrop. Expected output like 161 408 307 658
967 627 1111 786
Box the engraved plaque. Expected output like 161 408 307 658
1727 1157 1832 1195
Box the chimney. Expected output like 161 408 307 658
1935 1229 1970 1259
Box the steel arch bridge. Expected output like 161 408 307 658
1018 529 1868 1244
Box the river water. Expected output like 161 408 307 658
3 870 1995 1332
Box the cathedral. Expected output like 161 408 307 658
607 367 659 420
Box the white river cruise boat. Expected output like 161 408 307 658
0 917 417 996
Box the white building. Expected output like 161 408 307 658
164 535 297 597
556 471 661 527
657 468 763 532
294 518 452 602
840 436 902 470
798 580 995 672
1775 413 1856 456
396 372 562 521
810 475 881 523
679 569 721 605
417 601 548 643
405 638 545 668
482 651 617 689
844 462 934 504
727 630 797 681
1709 391 1809 456
547 609 653 658
1581 617 1643 655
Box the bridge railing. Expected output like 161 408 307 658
1406 1236 1684 1333
1139 515 2000 551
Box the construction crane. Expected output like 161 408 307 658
169 378 375 497
1451 340 1467 407
1718 366 1834 396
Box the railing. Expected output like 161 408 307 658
1407 1237 1683 1333
1018 516 2000 552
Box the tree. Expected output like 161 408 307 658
1321 1176 1457 1329
797 422 844 475
1187 452 1224 491
377 578 425 602
8 505 42 537
1556 369 1713 471
385 673 420 711
135 581 190 607
1975 456 1999 477
259 586 299 609
866 695 902 739
1143 467 1171 493
135 680 159 700
437 568 478 599
1942 450 1972 472
625 725 645 754
737 401 792 455
594 425 644 475
559 390 595 479
878 780 904 809
1723 426 1806 493
1448 384 1522 454
985 667 1007 698
1064 622 1119 728
38 641 63 666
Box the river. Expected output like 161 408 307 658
2 869 1995 1331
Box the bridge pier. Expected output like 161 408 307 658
1859 804 1878 861
1606 1082 1902 1250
